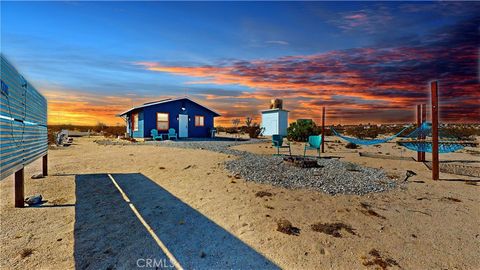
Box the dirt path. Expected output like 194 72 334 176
1 137 479 269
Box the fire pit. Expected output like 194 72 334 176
283 156 320 168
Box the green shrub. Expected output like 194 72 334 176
287 119 318 142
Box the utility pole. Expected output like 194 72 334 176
431 81 439 180
321 106 325 153
421 103 426 162
416 104 421 162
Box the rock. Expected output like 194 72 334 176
404 170 417 181
276 219 301 236
31 173 44 179
25 194 43 205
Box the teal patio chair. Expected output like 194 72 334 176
304 135 322 158
272 135 291 156
150 129 163 141
167 128 178 140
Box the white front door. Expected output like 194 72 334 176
179 114 188 138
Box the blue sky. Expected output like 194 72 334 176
1 1 479 125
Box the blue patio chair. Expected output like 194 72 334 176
272 135 291 156
150 129 163 141
304 135 322 158
168 128 178 140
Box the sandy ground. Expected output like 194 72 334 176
0 136 479 269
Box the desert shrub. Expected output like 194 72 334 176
120 137 137 142
345 126 379 139
345 142 358 149
102 126 126 137
215 126 226 133
47 130 56 145
442 126 480 140
245 117 264 138
287 119 318 142
230 118 241 134
312 126 333 136
225 127 239 134
94 122 108 133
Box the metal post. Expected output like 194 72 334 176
416 104 421 162
321 106 325 153
14 168 24 208
42 154 48 176
421 104 427 162
431 81 439 180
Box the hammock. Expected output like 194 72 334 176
331 126 410 145
397 122 475 153
403 122 457 139
397 141 466 153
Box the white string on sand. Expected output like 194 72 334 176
107 174 184 270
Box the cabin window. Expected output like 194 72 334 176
132 113 139 131
195 115 205 127
157 112 169 130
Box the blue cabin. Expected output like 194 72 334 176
118 98 220 139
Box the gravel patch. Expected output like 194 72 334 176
147 138 264 156
96 138 398 195
225 154 398 195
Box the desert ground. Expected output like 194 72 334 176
1 135 479 269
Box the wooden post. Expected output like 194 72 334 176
42 154 48 176
321 106 325 153
421 104 427 162
14 168 25 208
416 104 421 162
431 81 439 180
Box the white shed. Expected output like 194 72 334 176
261 109 289 136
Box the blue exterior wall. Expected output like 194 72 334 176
129 110 144 138
126 99 217 138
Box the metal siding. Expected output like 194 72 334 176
261 112 279 136
278 111 289 136
1 56 48 180
140 99 215 138
262 110 288 136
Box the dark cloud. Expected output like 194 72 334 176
142 15 479 124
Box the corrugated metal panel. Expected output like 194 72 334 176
1 55 48 180
261 110 289 136
261 112 279 136
277 111 289 136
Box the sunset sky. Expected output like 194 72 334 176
1 1 479 126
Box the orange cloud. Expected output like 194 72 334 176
134 34 479 125
45 19 479 127
44 89 160 126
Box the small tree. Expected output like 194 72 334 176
232 118 240 139
95 122 108 133
245 117 264 138
245 117 253 128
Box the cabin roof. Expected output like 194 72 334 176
117 97 221 117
